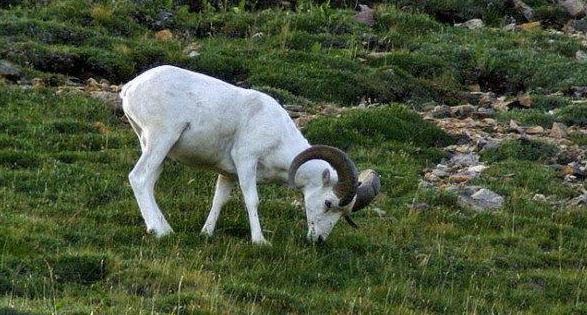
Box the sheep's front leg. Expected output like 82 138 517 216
201 174 233 237
235 161 269 245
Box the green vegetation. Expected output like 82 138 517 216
1 0 587 105
2 0 587 313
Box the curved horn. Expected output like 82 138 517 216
352 169 381 212
288 145 358 206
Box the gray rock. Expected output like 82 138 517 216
448 153 479 168
0 60 22 81
458 187 504 211
455 19 485 30
559 0 585 17
512 0 535 20
573 18 587 32
429 105 451 118
452 104 477 118
354 4 375 26
577 50 587 62
550 122 568 139
474 107 496 118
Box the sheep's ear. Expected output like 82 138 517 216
322 169 330 186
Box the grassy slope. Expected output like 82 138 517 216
1 0 587 313
1 85 587 314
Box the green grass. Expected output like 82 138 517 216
2 1 587 313
1 82 587 313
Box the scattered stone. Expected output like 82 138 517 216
429 105 452 118
183 42 201 58
354 4 375 26
455 19 484 30
492 96 510 112
474 107 496 118
577 50 587 62
452 104 477 118
0 60 22 81
569 190 587 206
532 193 547 202
550 122 568 139
519 21 541 31
155 29 173 41
517 95 534 108
525 126 544 134
573 18 587 32
503 23 518 31
89 91 123 113
570 86 587 98
511 0 535 20
458 187 504 211
559 0 586 17
449 153 479 168
449 174 472 183
31 78 44 88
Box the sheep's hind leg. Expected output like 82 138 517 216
201 174 234 237
129 127 183 237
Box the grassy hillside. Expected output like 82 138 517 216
1 84 586 314
2 0 587 313
1 1 587 105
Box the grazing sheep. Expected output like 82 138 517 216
121 65 380 244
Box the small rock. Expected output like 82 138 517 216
532 194 547 202
573 18 587 32
459 188 504 211
570 86 587 98
474 107 496 118
468 165 488 174
429 105 451 118
519 21 541 31
424 172 441 182
509 119 520 130
512 0 535 20
448 153 480 168
569 191 587 206
452 104 477 118
155 29 173 41
550 122 568 139
525 126 544 134
455 19 485 30
89 91 123 113
479 92 497 107
354 4 375 26
559 0 586 17
577 50 587 62
492 96 510 112
86 78 100 92
0 60 22 81
183 42 201 57
503 23 518 31
284 104 305 112
517 95 534 108
31 78 44 88
449 174 472 183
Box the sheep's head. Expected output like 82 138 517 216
288 145 381 242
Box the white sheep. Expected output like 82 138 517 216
120 65 380 244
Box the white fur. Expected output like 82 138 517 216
121 65 350 244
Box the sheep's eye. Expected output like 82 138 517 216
324 200 333 209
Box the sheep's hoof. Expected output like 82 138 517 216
252 237 271 246
200 229 214 238
147 225 174 238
